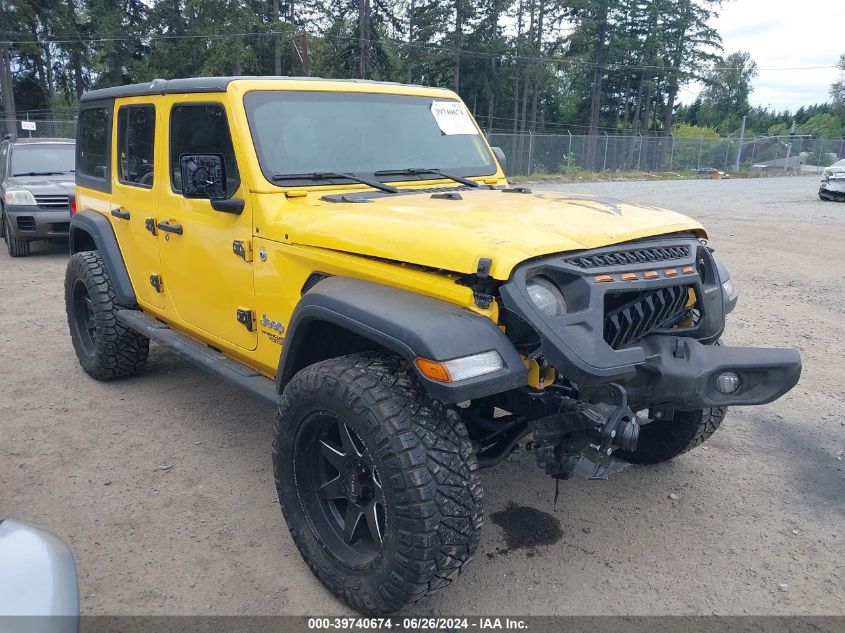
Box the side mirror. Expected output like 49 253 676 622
180 154 227 200
491 146 507 174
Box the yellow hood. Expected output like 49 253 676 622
282 189 705 280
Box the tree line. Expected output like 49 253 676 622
1 0 844 143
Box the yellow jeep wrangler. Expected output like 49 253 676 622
64 77 801 613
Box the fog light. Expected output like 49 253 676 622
716 371 741 394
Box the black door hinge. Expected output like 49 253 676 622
149 274 163 293
144 218 157 235
232 239 252 262
236 308 255 332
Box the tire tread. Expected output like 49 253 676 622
65 250 149 380
273 353 482 614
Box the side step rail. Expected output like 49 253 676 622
116 309 277 405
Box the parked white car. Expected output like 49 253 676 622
819 159 845 201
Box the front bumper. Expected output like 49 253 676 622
627 336 801 409
820 178 845 193
500 236 801 409
4 205 70 239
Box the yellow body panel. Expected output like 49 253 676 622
75 78 707 380
156 93 257 351
255 188 705 280
108 96 165 310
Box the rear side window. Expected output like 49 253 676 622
170 104 240 198
77 107 110 180
117 105 156 187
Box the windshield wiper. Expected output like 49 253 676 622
12 171 66 176
272 171 398 194
373 168 481 188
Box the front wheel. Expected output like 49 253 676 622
614 407 727 464
3 211 30 257
273 353 483 614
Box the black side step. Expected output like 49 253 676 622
116 309 277 405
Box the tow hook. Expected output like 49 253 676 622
532 383 639 480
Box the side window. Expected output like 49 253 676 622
117 105 156 187
0 143 8 177
78 107 110 180
170 104 240 198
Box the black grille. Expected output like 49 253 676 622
566 245 690 269
16 216 36 231
604 285 691 349
301 272 331 295
34 194 69 209
50 222 70 233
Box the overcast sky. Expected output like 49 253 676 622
679 0 844 111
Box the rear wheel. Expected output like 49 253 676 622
3 211 30 257
65 251 149 380
614 407 727 464
273 353 482 614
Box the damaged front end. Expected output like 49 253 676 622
464 235 801 481
819 161 845 201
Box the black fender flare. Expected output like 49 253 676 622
276 277 528 403
69 210 136 307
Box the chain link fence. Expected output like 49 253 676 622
486 131 845 177
2 118 842 177
1 118 77 141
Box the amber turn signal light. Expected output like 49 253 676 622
415 358 450 383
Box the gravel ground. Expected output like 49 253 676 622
1 175 842 616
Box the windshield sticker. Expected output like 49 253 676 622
431 101 479 136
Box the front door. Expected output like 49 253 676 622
110 98 165 310
157 99 256 351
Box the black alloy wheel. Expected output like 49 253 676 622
294 413 386 566
71 280 98 354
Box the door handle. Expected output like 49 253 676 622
111 209 130 220
156 220 183 235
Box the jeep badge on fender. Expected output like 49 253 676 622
64 77 801 615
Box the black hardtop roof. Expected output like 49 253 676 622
79 76 425 103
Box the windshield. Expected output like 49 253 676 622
11 144 75 176
244 91 496 183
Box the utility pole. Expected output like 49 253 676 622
273 0 281 75
735 115 746 171
0 0 17 130
300 31 309 76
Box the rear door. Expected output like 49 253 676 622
157 98 256 351
110 98 165 310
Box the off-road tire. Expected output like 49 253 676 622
273 352 483 614
65 251 149 380
614 407 727 465
3 211 30 257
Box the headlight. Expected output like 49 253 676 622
526 276 566 317
4 189 37 206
